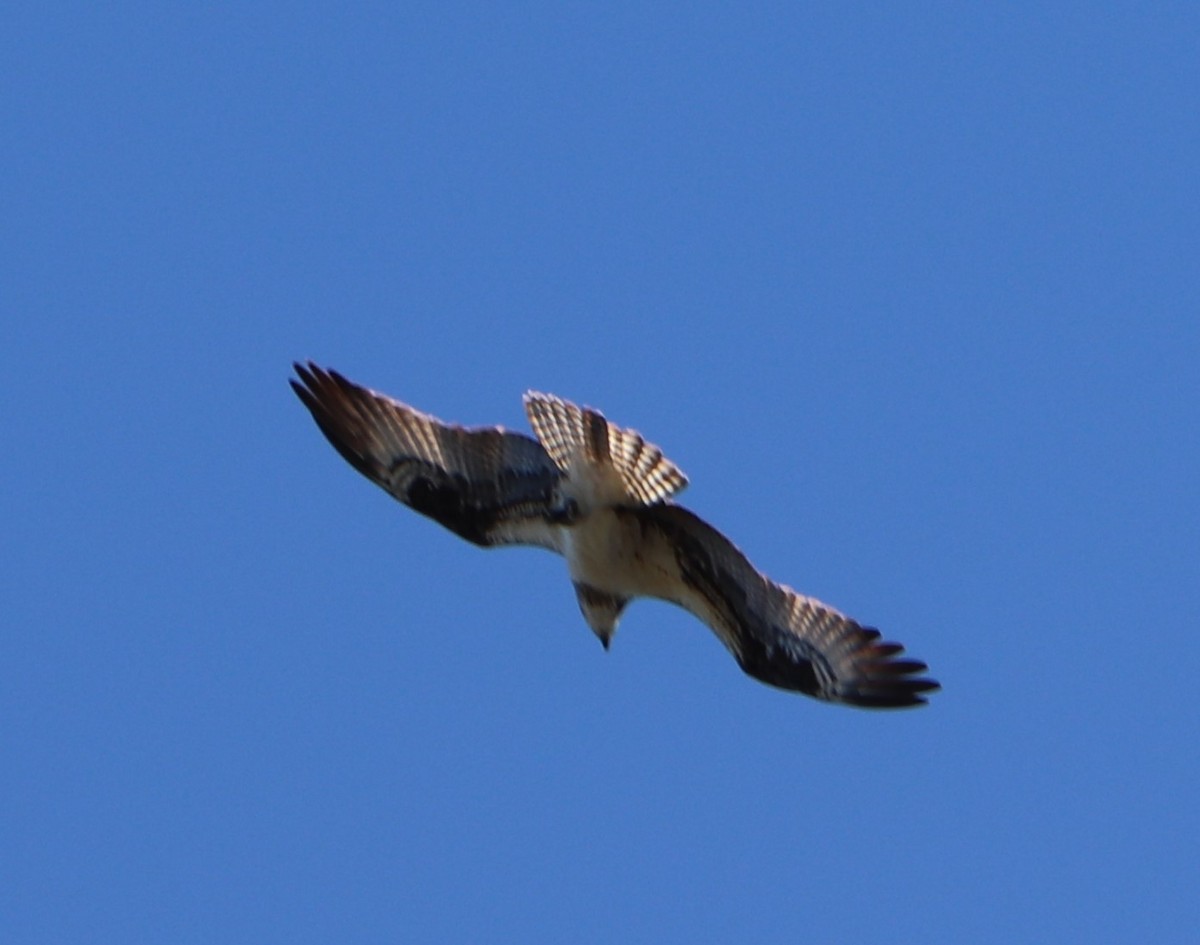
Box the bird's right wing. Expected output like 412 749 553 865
632 504 940 708
292 363 564 550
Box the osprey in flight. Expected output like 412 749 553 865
291 363 939 708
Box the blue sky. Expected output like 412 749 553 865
3 3 1197 942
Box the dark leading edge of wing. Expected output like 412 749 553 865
638 504 940 708
290 363 563 548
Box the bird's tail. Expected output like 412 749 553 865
523 392 687 506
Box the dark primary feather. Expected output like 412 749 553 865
633 504 940 708
290 363 563 548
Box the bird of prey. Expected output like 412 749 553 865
291 363 939 708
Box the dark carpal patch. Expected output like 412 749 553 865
733 630 824 695
396 460 561 546
406 474 494 546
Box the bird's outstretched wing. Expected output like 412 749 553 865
632 504 940 708
523 391 687 507
291 363 564 550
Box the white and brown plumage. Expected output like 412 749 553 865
291 363 940 709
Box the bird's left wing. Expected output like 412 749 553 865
291 363 564 550
631 503 940 708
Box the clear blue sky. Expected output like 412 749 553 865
4 4 1197 943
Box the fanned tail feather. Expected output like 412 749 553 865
523 392 688 506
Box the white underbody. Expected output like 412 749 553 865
560 508 682 604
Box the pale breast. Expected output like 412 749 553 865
562 508 683 602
